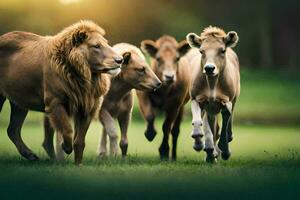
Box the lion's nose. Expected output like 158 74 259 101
114 56 123 65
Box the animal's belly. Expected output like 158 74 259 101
0 69 45 112
2 89 45 112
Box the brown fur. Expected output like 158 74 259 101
137 35 191 160
0 20 122 164
187 26 240 162
200 26 227 40
97 43 161 157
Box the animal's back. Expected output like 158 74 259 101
0 31 48 111
0 31 47 69
0 31 42 53
113 43 145 60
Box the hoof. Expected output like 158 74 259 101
144 129 157 142
228 135 233 143
62 142 72 155
221 151 231 160
159 146 169 160
193 138 204 152
160 155 169 161
205 156 217 163
119 143 128 157
25 153 40 161
193 143 203 152
204 148 217 163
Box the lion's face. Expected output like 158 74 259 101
71 31 123 76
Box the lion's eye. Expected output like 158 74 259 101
200 50 205 55
137 67 145 74
92 44 101 49
221 48 226 54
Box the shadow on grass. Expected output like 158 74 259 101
0 150 299 169
0 153 300 200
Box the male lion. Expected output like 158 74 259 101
0 20 123 165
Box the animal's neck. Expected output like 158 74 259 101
108 75 133 100
206 75 218 90
205 75 219 101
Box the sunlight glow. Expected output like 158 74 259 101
59 0 81 5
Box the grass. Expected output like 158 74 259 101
0 119 299 200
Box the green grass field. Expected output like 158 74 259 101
0 69 300 200
0 120 299 200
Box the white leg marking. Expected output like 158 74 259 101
191 100 203 138
55 132 65 162
97 129 108 157
99 109 119 156
203 114 214 150
109 134 118 156
225 101 233 114
105 119 118 156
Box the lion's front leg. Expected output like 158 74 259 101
46 100 73 155
73 113 92 165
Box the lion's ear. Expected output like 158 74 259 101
72 30 88 47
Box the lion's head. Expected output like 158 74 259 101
53 20 123 80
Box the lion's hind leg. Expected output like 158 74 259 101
7 101 39 161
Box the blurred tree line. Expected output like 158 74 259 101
0 0 299 69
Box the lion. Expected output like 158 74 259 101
0 20 123 165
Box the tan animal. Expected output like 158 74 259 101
0 20 123 165
137 35 191 160
186 26 240 162
97 43 161 157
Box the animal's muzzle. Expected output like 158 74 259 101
155 81 162 88
163 74 175 83
204 64 216 75
113 56 123 65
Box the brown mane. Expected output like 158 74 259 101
49 20 109 115
0 20 117 164
200 26 226 40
